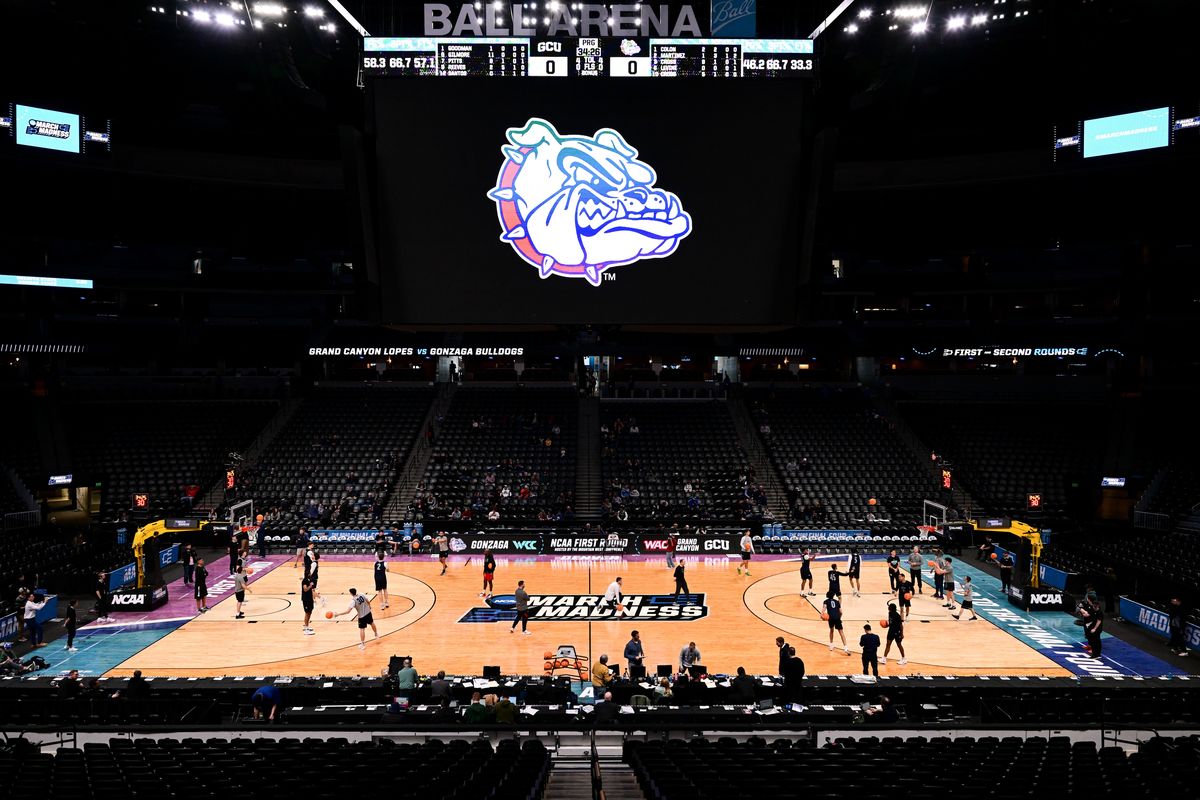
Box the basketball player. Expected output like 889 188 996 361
673 559 690 599
303 542 315 580
332 587 378 650
1080 594 1103 658
435 531 450 575
897 573 914 620
481 549 497 598
309 551 325 607
998 550 1015 594
737 530 754 576
940 556 957 611
300 577 315 635
823 591 850 654
193 558 209 614
511 580 531 635
233 564 252 619
373 553 389 610
294 527 309 568
931 550 946 601
799 548 815 596
847 547 862 597
952 575 978 621
603 576 624 611
886 549 902 597
827 563 848 598
907 545 924 594
880 601 907 665
860 624 880 677
666 529 679 570
228 530 241 576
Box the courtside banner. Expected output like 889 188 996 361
637 532 743 554
1120 597 1200 650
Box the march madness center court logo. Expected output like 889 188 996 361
488 118 693 286
459 593 709 623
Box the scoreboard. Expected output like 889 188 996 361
362 37 814 78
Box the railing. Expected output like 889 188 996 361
3 509 41 531
590 729 605 800
1132 510 1171 531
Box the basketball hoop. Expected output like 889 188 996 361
917 525 939 536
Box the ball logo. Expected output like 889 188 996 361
488 118 692 286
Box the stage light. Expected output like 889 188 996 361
493 1 503 9
215 11 237 26
894 5 925 20
254 2 287 17
304 6 324 17
549 0 559 9
947 15 965 30
192 8 212 22
971 12 987 25
911 19 928 34
858 8 873 18
846 23 859 33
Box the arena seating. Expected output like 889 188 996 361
1137 465 1200 525
601 401 753 521
749 388 937 527
416 387 576 522
1041 529 1200 603
0 530 132 613
902 402 1105 516
0 736 550 800
66 400 279 521
236 386 432 531
624 735 1200 800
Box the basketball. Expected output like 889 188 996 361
411 540 420 550
325 611 333 619
616 604 625 612
821 613 830 621
246 567 254 575
990 553 999 560
904 592 913 600
927 560 936 567
868 497 877 506
880 620 889 628
743 541 752 551
256 513 264 522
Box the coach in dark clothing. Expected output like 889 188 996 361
429 671 452 702
593 692 621 727
776 637 790 676
730 667 757 703
782 647 805 704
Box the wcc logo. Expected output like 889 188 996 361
488 118 692 286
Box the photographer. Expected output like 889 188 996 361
23 591 49 648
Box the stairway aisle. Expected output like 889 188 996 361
575 395 602 522
727 396 790 520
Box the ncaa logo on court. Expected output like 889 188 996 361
488 118 692 286
459 593 709 623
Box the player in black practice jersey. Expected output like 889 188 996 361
373 553 390 610
886 550 902 596
481 549 497 598
827 565 848 598
847 548 862 598
823 591 851 655
880 602 907 666
799 549 815 596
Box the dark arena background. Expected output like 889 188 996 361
2 0 1200 796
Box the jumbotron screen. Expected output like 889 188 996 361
372 51 806 324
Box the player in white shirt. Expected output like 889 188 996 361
603 577 624 611
738 531 754 576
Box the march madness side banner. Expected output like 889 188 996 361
302 529 751 555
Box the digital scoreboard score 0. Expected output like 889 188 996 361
362 37 814 78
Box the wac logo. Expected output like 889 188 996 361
488 118 692 286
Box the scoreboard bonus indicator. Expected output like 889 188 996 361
363 37 814 78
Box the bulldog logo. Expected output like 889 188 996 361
488 118 692 285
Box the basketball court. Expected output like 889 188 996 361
53 553 1187 681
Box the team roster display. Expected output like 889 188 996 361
363 36 814 78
